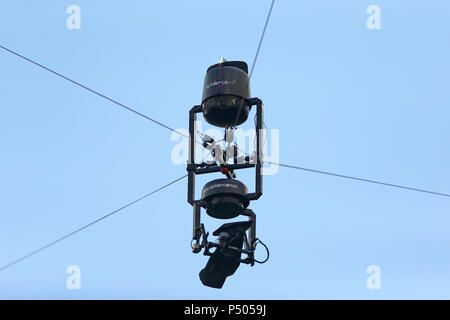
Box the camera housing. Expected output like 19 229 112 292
202 61 250 128
199 221 252 289
201 178 249 219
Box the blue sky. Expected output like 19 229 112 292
0 0 449 299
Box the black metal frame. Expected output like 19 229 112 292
186 98 264 263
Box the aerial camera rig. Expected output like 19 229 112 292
187 58 268 289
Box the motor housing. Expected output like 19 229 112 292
201 178 249 219
202 61 250 128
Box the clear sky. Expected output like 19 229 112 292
0 0 449 299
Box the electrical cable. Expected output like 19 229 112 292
0 174 187 273
249 0 275 79
0 45 190 140
254 238 270 264
266 161 450 198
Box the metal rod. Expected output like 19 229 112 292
192 202 201 239
187 105 202 205
194 163 255 175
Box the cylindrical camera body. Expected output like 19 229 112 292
202 61 250 128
